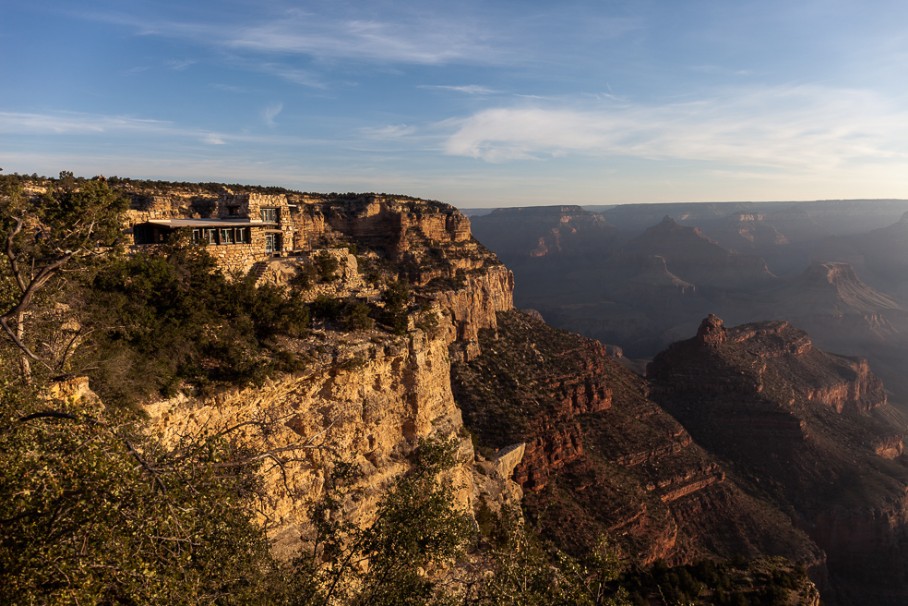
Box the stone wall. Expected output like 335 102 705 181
204 241 270 275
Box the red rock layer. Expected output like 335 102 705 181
453 311 820 569
649 315 908 605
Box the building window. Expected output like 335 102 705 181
261 208 278 223
182 226 251 245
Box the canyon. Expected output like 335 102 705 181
5 176 908 604
470 202 908 407
124 186 908 603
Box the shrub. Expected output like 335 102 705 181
314 251 339 282
81 244 308 405
0 386 278 605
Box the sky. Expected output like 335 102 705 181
3 0 908 207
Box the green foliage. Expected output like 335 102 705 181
618 557 809 606
0 176 128 381
288 438 473 606
381 278 410 335
310 296 375 331
314 251 340 282
341 301 375 330
467 510 630 606
416 308 441 335
82 243 308 405
290 264 317 289
0 384 278 605
310 294 344 323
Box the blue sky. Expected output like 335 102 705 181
3 0 908 206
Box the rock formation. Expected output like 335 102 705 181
118 186 519 559
649 316 908 605
146 328 522 559
619 216 776 288
452 311 821 569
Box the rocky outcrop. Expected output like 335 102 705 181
804 356 885 414
319 196 471 256
453 311 821 568
697 313 727 347
432 265 514 361
649 316 908 605
452 311 614 491
269 194 515 361
146 327 522 559
127 190 522 562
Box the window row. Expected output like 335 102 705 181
192 227 251 245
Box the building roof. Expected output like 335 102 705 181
146 218 277 228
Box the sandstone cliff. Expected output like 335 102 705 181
130 191 519 559
146 328 521 558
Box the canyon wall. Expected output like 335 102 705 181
145 328 521 558
649 315 908 605
131 191 519 559
452 311 822 569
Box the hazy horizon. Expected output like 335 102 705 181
4 0 908 207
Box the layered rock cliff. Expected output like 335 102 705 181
146 327 521 558
452 311 821 569
123 189 518 559
620 216 776 288
649 316 908 605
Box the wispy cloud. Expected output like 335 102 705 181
211 83 251 94
225 15 499 65
442 85 908 172
0 110 311 147
258 63 325 89
0 110 236 147
166 58 196 71
262 102 283 126
419 84 497 95
0 111 171 135
81 7 505 67
361 124 417 139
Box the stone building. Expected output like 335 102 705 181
132 193 296 273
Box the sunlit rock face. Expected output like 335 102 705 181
128 188 521 559
146 327 522 559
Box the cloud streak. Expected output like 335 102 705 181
442 85 908 173
86 6 504 67
0 111 171 135
0 110 315 148
224 14 500 65
419 84 498 95
361 124 417 139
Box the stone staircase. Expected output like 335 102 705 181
248 261 269 283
